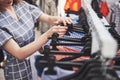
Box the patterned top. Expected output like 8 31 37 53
0 1 42 80
111 1 120 35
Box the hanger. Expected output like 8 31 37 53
83 68 106 80
73 61 102 80
44 56 57 75
108 23 120 48
83 66 119 80
83 74 107 80
49 33 87 50
82 57 120 80
57 59 102 80
57 58 120 80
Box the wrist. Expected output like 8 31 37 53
44 30 52 39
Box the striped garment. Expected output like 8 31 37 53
110 2 120 35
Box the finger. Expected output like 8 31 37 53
63 18 73 26
58 31 66 37
59 28 68 31
57 26 68 30
66 18 73 24
66 17 73 22
51 26 68 36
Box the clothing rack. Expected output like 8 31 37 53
39 33 92 75
57 59 119 80
38 0 118 80
48 33 90 43
39 29 92 75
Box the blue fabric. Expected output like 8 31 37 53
69 14 79 25
61 31 85 51
41 66 75 80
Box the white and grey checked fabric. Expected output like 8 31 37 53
0 1 42 80
111 2 120 35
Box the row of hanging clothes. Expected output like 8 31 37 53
91 0 120 66
38 31 120 80
37 3 92 79
107 1 120 66
37 1 120 79
34 0 120 80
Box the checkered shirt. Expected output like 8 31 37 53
0 1 42 80
111 2 120 35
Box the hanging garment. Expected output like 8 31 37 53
44 31 85 61
64 0 81 12
41 66 75 80
39 0 57 33
100 0 109 17
110 1 120 35
55 46 81 61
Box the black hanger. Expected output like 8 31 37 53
57 59 119 80
83 67 107 80
83 66 118 80
44 56 57 75
108 23 120 48
83 73 107 80
73 62 102 80
49 33 87 50
57 59 101 80
82 59 120 80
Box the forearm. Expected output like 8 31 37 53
38 13 60 25
48 16 60 25
38 13 72 26
3 25 67 60
18 26 67 59
3 32 49 60
20 32 49 59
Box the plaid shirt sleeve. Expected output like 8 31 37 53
0 28 12 47
23 1 43 23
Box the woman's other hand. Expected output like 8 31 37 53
38 13 73 26
53 17 73 26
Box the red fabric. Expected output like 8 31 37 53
55 46 80 60
117 49 120 55
100 1 109 17
56 46 90 71
64 0 81 11
55 46 90 61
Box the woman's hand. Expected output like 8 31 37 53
46 25 68 37
53 17 73 26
